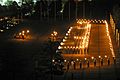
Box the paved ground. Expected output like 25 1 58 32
0 19 120 80
0 19 72 80
51 21 120 80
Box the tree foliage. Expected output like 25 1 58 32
113 3 120 29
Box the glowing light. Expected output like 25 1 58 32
99 56 101 59
27 30 29 33
64 59 67 62
22 31 25 33
0 29 4 32
85 58 87 60
60 42 64 45
19 33 21 35
66 33 68 36
105 55 107 58
105 20 115 57
58 46 62 49
63 39 66 42
64 46 66 49
65 36 68 39
52 59 55 62
53 31 58 36
76 59 79 61
91 56 94 60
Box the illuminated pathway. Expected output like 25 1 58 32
57 19 116 68
53 19 118 80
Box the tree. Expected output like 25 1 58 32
113 3 120 29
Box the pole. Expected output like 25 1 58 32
40 1 42 21
47 0 49 21
118 32 119 46
89 1 92 19
54 0 56 21
76 1 78 19
69 1 70 21
83 1 85 18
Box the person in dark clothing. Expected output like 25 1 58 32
80 61 82 69
67 62 70 70
74 61 76 69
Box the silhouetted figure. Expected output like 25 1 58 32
60 64 63 71
74 61 76 69
113 57 116 64
87 60 89 68
108 59 110 66
67 62 70 70
94 59 96 67
80 61 82 69
101 59 103 66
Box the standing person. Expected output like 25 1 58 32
67 62 70 70
87 60 89 68
101 58 103 66
73 61 76 70
94 59 96 67
108 58 110 66
80 61 82 69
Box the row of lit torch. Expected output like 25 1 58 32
58 20 91 54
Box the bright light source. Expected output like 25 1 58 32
91 56 94 59
58 46 62 49
99 56 101 59
66 33 68 36
19 33 21 35
0 29 4 32
63 39 66 42
105 55 107 58
51 34 53 36
60 42 64 45
64 60 67 62
52 59 55 62
22 31 25 33
84 58 87 60
27 30 29 33
6 27 9 29
76 59 79 61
